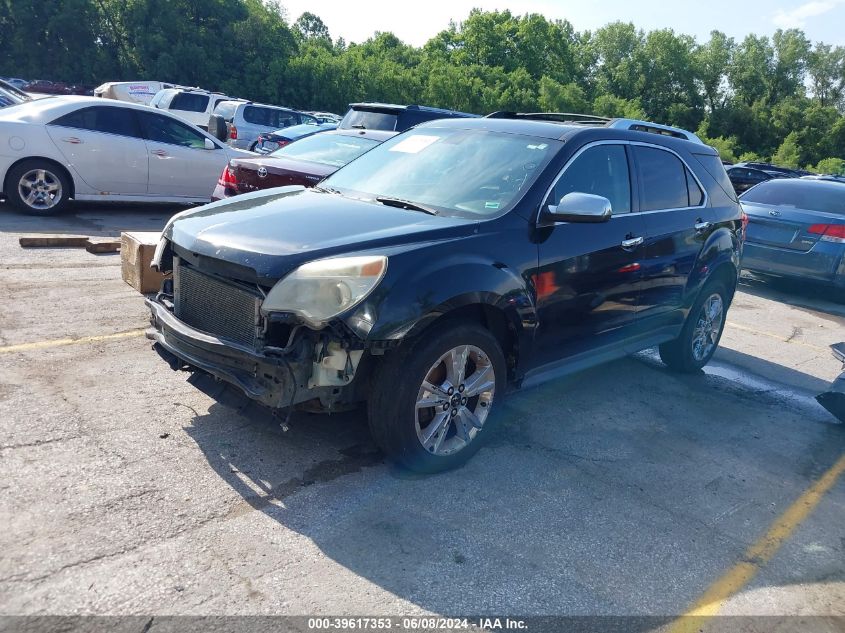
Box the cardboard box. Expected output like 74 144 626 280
121 231 167 294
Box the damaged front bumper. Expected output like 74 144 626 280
146 296 304 409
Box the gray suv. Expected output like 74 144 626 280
209 100 318 151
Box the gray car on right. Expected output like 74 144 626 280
740 178 845 291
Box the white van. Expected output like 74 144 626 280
94 81 178 105
149 87 239 130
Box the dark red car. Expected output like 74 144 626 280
212 128 396 200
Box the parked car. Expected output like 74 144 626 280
740 178 845 291
727 165 773 193
94 81 180 105
734 161 807 178
146 112 743 472
338 102 478 132
0 96 253 215
305 111 342 124
149 87 236 130
0 79 32 108
24 80 69 95
254 122 337 154
213 128 396 199
207 100 318 151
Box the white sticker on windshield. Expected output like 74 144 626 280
389 135 440 154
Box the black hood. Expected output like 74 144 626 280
167 187 475 281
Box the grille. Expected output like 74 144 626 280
174 262 259 348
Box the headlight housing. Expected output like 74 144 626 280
261 255 387 328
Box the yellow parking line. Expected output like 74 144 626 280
669 452 845 633
0 329 146 354
726 321 829 353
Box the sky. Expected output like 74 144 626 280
278 0 845 47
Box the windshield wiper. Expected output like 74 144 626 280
314 185 342 194
376 197 439 215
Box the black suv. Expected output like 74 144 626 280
147 113 744 472
338 102 478 132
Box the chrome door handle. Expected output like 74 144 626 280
621 236 644 249
694 220 712 232
61 137 82 144
151 149 168 157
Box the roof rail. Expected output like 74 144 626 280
486 111 611 125
607 118 704 144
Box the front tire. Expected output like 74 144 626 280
368 322 506 473
5 160 71 215
659 280 729 373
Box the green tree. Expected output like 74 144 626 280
772 131 802 168
811 157 845 175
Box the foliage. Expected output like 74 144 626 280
812 157 845 175
2 1 844 169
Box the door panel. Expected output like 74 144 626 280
532 143 645 366
138 111 227 198
632 145 713 328
533 215 647 366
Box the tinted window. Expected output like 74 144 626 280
339 109 398 131
686 169 704 205
50 106 140 138
635 146 690 210
272 133 379 167
551 145 631 214
169 93 209 113
243 106 299 128
740 180 845 215
693 153 738 202
323 128 560 217
138 112 208 149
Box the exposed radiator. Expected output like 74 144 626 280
174 261 260 348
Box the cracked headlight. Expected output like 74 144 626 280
261 255 387 328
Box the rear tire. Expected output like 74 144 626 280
659 280 729 373
5 160 71 216
368 322 506 473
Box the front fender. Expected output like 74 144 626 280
344 247 537 345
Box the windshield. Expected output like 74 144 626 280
272 133 379 167
740 179 845 215
322 127 561 217
340 109 397 131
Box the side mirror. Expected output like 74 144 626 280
544 192 612 223
204 137 216 150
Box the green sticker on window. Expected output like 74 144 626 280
484 201 500 209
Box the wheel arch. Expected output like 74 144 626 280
403 300 523 381
3 156 76 200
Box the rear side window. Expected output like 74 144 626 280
339 109 398 131
634 146 691 210
242 106 299 128
686 169 704 206
693 153 738 202
551 144 631 214
138 111 208 149
740 180 845 215
50 106 140 138
170 93 209 113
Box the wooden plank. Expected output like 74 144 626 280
19 235 90 248
85 238 121 254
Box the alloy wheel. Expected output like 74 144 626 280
691 293 724 362
18 169 62 211
415 344 496 456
